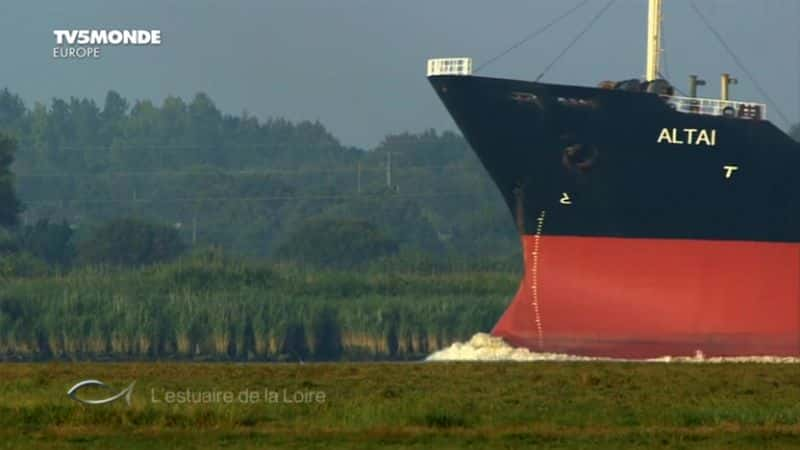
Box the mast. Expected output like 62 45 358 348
646 0 663 82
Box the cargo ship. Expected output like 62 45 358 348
427 0 800 358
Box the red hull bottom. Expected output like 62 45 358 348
492 235 800 358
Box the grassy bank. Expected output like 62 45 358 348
0 254 517 361
3 362 800 449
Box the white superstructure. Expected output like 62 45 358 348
427 58 472 77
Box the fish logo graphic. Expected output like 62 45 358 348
67 379 136 406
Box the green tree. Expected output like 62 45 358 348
101 90 129 123
276 218 398 268
375 129 468 167
159 96 188 145
0 227 16 254
0 88 26 133
0 134 21 228
78 218 185 266
187 93 223 163
69 97 101 145
100 90 129 144
27 102 52 168
18 219 75 267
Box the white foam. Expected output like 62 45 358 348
426 333 800 363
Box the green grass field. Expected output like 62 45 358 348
3 362 800 449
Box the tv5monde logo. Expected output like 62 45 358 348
52 29 162 59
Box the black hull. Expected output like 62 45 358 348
429 75 800 242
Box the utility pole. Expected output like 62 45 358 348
357 162 362 194
192 213 197 246
385 152 392 189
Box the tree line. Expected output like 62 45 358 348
0 88 518 271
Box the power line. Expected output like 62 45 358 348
38 144 290 152
24 191 485 206
13 164 481 179
474 0 593 73
689 0 791 127
535 0 618 82
38 140 457 152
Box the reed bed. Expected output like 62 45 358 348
0 256 515 361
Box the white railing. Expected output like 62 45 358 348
427 58 472 77
662 95 767 121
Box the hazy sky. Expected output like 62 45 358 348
2 0 799 148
